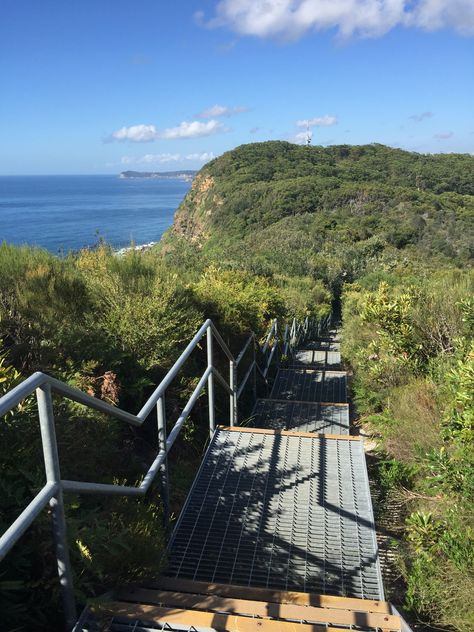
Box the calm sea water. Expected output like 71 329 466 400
0 175 191 253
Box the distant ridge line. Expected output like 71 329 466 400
119 170 197 181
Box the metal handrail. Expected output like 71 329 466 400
0 312 331 630
0 318 237 629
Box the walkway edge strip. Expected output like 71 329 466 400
218 425 360 441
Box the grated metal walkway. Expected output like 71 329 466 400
249 399 349 434
82 325 397 632
291 349 342 370
164 427 383 601
305 340 341 352
270 369 347 403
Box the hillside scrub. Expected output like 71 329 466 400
341 270 474 631
0 240 331 629
165 142 474 291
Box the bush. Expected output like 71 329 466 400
192 265 286 337
341 269 474 631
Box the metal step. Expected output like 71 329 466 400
290 349 342 370
270 369 347 403
163 427 384 601
304 340 341 351
248 399 349 434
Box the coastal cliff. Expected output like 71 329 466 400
163 141 474 272
171 173 222 244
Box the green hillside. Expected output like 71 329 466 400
164 141 473 290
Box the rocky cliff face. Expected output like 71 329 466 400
171 172 222 245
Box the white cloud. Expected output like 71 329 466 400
184 152 216 161
409 111 433 122
139 153 181 163
160 119 227 139
434 131 454 139
111 120 227 142
112 124 158 142
407 0 474 35
297 115 338 128
198 104 249 118
120 152 216 165
202 0 474 40
293 130 313 144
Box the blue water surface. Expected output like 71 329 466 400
0 175 191 253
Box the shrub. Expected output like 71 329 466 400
192 265 286 337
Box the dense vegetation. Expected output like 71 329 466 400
1 142 473 630
165 142 473 292
342 271 473 630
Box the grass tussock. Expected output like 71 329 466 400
384 380 441 462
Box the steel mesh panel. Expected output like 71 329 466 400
270 369 347 403
249 399 349 434
165 429 383 600
291 350 341 370
305 340 340 352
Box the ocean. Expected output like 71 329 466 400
0 175 191 254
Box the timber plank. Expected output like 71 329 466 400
93 602 344 632
148 577 391 614
116 588 401 629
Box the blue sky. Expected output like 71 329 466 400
0 0 473 174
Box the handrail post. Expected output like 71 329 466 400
157 395 169 527
252 333 257 402
37 384 77 631
207 327 216 437
229 359 237 426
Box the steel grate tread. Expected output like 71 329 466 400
165 429 383 601
304 340 341 352
248 399 349 434
291 349 342 370
270 369 347 403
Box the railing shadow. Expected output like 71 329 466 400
162 427 383 602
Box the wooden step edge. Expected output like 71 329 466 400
218 425 360 441
115 588 401 630
92 602 401 632
145 577 391 614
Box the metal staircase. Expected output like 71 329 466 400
0 315 413 632
249 325 349 434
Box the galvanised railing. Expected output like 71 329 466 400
0 314 328 630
